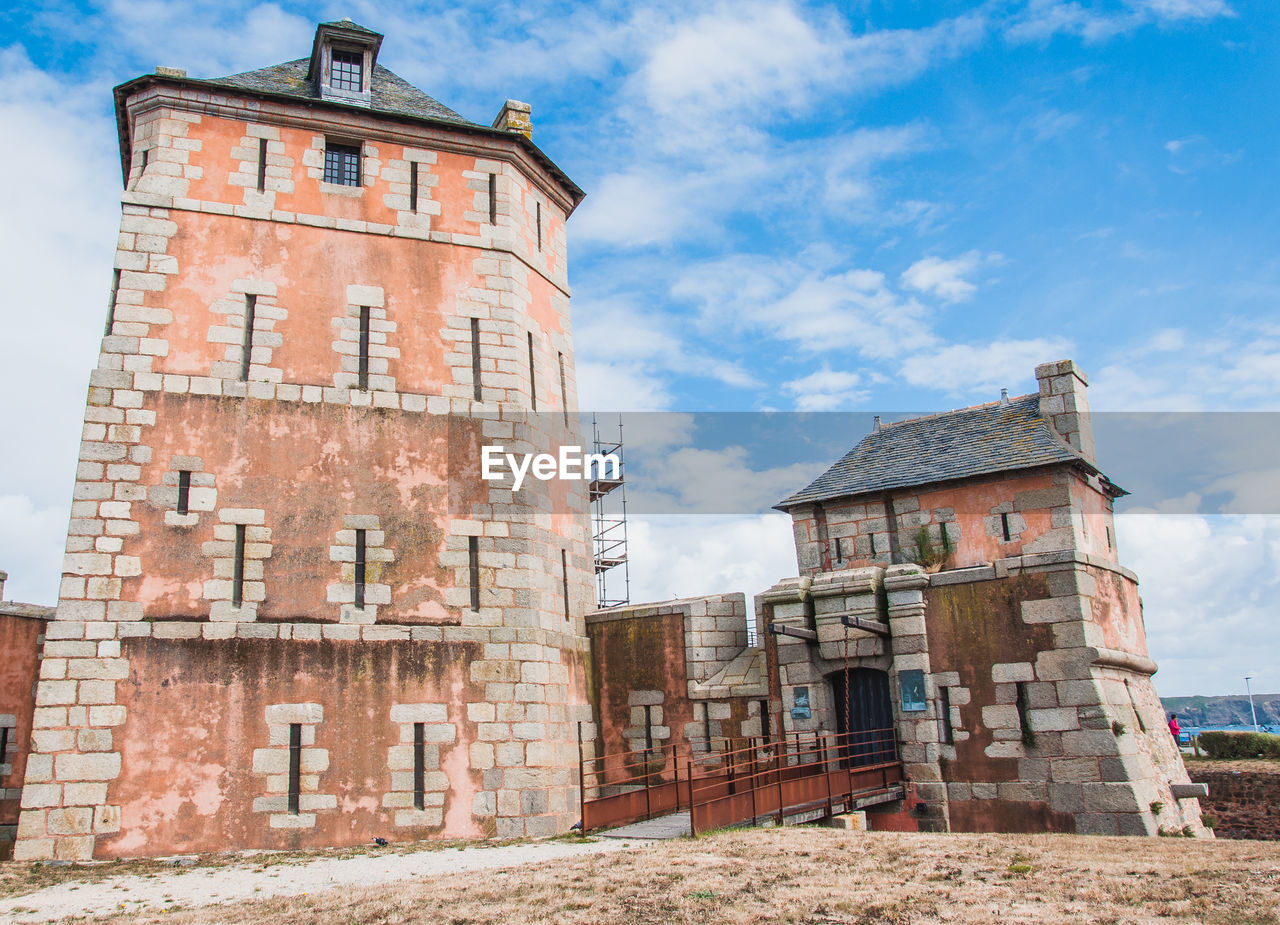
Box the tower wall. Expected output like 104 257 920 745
18 74 592 860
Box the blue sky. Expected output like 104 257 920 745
1 0 1277 697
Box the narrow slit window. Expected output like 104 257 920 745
870 533 878 556
232 524 246 608
256 138 267 193
140 148 149 175
413 722 426 810
357 305 371 390
1015 682 1034 747
324 142 361 186
176 470 191 516
1106 525 1114 550
240 294 257 381
354 528 367 609
1001 512 1012 542
409 162 419 212
561 549 570 622
105 269 120 336
834 537 844 563
287 723 302 814
0 726 9 764
487 173 497 224
527 332 537 411
471 317 483 401
703 702 712 751
939 686 954 745
759 700 770 742
643 705 653 752
468 536 480 611
1125 679 1147 732
558 352 568 424
330 48 363 91
535 201 542 251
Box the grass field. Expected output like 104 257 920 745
21 826 1279 925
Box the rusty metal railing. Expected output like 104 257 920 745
579 728 903 834
684 728 902 835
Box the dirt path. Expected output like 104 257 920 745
1 838 640 923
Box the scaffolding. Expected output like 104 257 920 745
591 414 630 608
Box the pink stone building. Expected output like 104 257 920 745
16 21 595 861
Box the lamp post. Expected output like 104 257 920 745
1245 676 1259 733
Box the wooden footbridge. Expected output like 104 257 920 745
578 729 906 836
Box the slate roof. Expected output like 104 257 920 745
317 19 380 35
111 20 585 208
207 59 477 127
776 394 1104 509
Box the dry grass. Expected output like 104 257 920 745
1185 757 1280 775
0 837 490 901
75 827 1280 925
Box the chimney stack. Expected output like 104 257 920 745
1034 359 1095 464
492 100 532 139
0 569 7 601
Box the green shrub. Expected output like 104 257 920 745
1196 730 1280 759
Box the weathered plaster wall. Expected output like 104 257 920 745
790 466 1120 576
17 73 593 860
925 574 1075 832
586 594 763 784
100 636 483 856
0 612 47 856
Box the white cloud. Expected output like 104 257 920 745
573 299 759 410
0 51 118 499
625 513 798 604
1140 0 1234 20
900 337 1073 396
900 251 986 303
674 252 937 358
575 124 931 248
1116 512 1279 697
571 171 704 248
1004 0 1233 44
1163 134 1239 174
627 445 829 516
1090 322 1280 411
0 495 68 605
640 3 840 121
783 368 868 411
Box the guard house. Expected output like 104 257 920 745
586 361 1208 837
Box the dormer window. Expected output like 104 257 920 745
330 49 363 92
308 20 382 106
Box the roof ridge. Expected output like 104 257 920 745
881 392 1039 430
776 392 1096 510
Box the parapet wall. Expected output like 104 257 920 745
1188 766 1280 840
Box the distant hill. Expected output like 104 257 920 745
1161 694 1280 728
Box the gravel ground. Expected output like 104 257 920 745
1 837 640 923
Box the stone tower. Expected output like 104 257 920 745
17 20 594 860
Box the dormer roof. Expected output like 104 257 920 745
307 20 384 83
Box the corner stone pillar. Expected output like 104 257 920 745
884 564 949 832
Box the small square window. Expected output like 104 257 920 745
330 49 363 92
324 142 362 186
